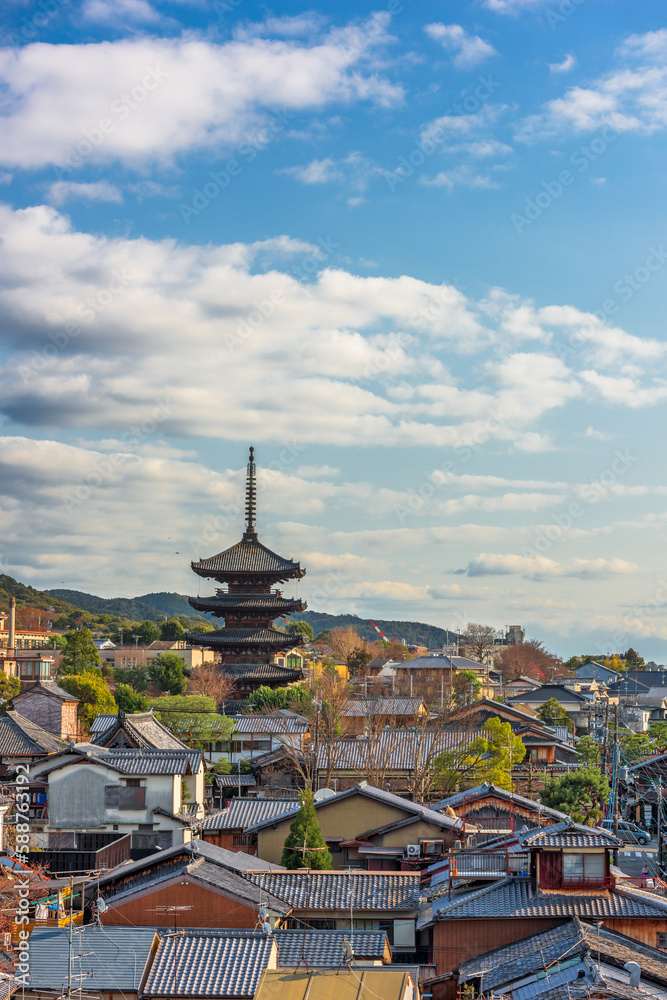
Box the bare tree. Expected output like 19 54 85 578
327 627 380 674
462 622 498 663
187 663 235 706
495 639 562 683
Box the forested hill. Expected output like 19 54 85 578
46 589 193 622
296 611 458 648
2 575 455 645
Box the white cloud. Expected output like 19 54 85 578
516 30 667 142
281 158 343 184
0 204 665 459
483 0 549 11
47 180 123 206
82 0 161 24
425 23 497 69
464 553 640 579
549 54 576 74
0 15 403 170
421 166 499 190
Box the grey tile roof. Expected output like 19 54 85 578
580 919 667 987
519 820 623 848
188 626 300 647
431 782 569 822
316 729 484 772
246 871 421 911
459 918 585 990
391 654 484 671
343 698 426 717
27 926 158 991
0 974 21 1000
90 710 189 750
82 745 203 774
245 781 464 834
0 711 63 755
189 593 304 611
230 715 308 734
15 680 79 702
434 876 667 920
214 773 257 787
184 859 290 912
144 930 275 998
274 929 388 966
189 840 284 871
192 537 303 577
219 663 304 682
201 798 297 831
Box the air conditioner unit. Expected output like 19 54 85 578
406 844 421 858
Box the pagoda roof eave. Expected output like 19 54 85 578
188 595 307 613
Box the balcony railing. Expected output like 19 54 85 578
449 850 530 880
561 875 613 890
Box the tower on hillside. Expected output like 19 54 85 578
187 447 307 698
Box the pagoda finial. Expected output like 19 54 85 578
244 445 257 538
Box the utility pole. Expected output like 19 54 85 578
659 778 663 873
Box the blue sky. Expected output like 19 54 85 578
1 0 667 659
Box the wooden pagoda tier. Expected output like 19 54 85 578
186 446 307 670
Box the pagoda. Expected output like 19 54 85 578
187 447 307 697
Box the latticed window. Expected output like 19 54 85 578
563 852 605 886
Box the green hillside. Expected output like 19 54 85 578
46 589 193 622
292 611 458 648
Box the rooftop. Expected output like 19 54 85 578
14 680 79 702
201 798 297 832
0 711 63 756
27 926 158 992
273 929 389 967
89 709 189 750
229 714 309 734
254 969 415 1000
518 820 623 848
144 930 276 999
432 876 667 920
432 782 570 822
246 870 421 912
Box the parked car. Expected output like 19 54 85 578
601 819 651 845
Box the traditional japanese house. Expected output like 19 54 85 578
420 819 667 983
187 447 307 698
432 781 569 837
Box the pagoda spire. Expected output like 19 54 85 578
244 445 257 539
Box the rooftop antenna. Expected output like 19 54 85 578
244 445 257 539
149 905 193 1000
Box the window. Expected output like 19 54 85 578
393 919 416 950
105 785 146 809
563 852 605 886
125 779 142 787
657 932 667 949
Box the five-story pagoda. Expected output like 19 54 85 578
187 447 307 696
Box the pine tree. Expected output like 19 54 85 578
281 790 332 869
59 627 100 675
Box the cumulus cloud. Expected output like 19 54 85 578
47 180 123 205
425 23 497 69
0 15 402 170
0 204 665 455
516 29 667 142
464 553 640 579
549 54 576 74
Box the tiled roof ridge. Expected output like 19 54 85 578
435 875 520 915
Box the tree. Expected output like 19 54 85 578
187 663 235 706
148 652 188 695
496 640 562 683
538 697 573 732
281 789 332 869
0 673 20 708
541 768 610 825
114 683 148 714
286 621 314 640
59 672 117 733
328 626 365 664
137 620 160 645
624 647 645 667
380 641 412 661
347 645 373 676
59 628 100 675
149 695 235 747
434 718 525 794
576 735 601 767
462 623 498 663
113 665 150 692
452 669 482 706
245 684 312 713
160 619 186 641
619 730 653 765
